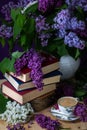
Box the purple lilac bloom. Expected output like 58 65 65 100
35 114 60 130
74 103 87 116
65 0 87 11
38 0 58 13
1 0 36 21
14 48 44 90
53 9 71 30
28 49 44 90
64 32 85 49
35 15 50 33
70 17 79 30
57 29 67 38
38 0 48 13
78 20 86 30
74 103 87 122
6 123 25 130
70 17 85 30
1 2 17 21
0 25 13 38
84 5 87 11
65 0 79 7
78 0 87 11
14 51 30 76
38 33 51 46
17 0 36 8
36 15 51 47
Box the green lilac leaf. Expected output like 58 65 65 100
75 49 80 59
7 58 16 72
21 35 27 46
12 51 24 59
0 94 9 114
75 89 87 97
23 18 35 45
27 18 35 34
7 38 14 51
11 8 21 21
0 38 5 47
75 6 84 20
0 58 10 74
0 58 15 74
13 13 26 40
24 2 38 14
57 44 68 56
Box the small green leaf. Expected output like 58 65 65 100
0 94 9 114
0 57 16 73
75 89 87 97
12 51 24 59
8 58 16 72
75 49 80 59
0 58 10 73
0 38 5 47
57 44 68 56
8 38 14 51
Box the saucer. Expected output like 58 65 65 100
50 106 79 121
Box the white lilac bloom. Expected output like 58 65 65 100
0 101 34 125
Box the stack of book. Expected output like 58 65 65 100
1 54 61 104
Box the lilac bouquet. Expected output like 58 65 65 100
0 0 87 89
74 98 87 122
0 0 87 56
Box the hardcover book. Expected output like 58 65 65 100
10 54 59 82
1 81 57 104
4 70 61 91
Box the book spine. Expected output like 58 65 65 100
4 73 19 90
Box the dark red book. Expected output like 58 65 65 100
1 81 57 104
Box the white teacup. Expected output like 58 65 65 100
58 96 78 116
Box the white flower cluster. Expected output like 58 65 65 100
0 101 34 124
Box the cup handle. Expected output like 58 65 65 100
75 97 79 101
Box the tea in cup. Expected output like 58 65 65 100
57 96 78 116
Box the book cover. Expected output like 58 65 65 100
10 54 59 82
1 81 57 104
4 70 61 91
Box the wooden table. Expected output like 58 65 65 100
0 79 87 130
0 107 87 130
